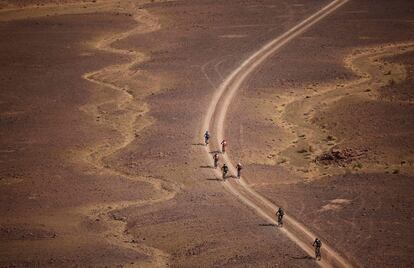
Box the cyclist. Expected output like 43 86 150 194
204 130 210 146
213 153 219 168
312 238 322 261
221 163 229 180
221 139 227 153
276 207 284 227
236 162 242 179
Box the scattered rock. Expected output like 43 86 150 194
297 148 307 154
316 147 367 166
278 158 287 164
111 213 127 222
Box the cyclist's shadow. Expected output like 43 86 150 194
258 223 276 227
206 178 222 181
192 143 205 146
291 255 314 260
200 165 213 169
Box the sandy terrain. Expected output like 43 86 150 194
227 0 414 267
1 0 413 267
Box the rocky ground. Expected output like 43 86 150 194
1 0 413 267
227 0 414 266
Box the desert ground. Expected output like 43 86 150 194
0 0 413 267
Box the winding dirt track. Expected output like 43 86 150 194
202 0 356 267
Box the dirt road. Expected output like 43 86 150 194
202 0 356 267
2 0 412 266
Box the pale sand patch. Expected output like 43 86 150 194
320 198 351 212
0 1 177 266
245 42 414 179
0 177 24 186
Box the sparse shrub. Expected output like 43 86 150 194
297 149 307 154
278 158 287 164
353 162 363 169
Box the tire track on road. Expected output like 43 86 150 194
202 0 355 267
